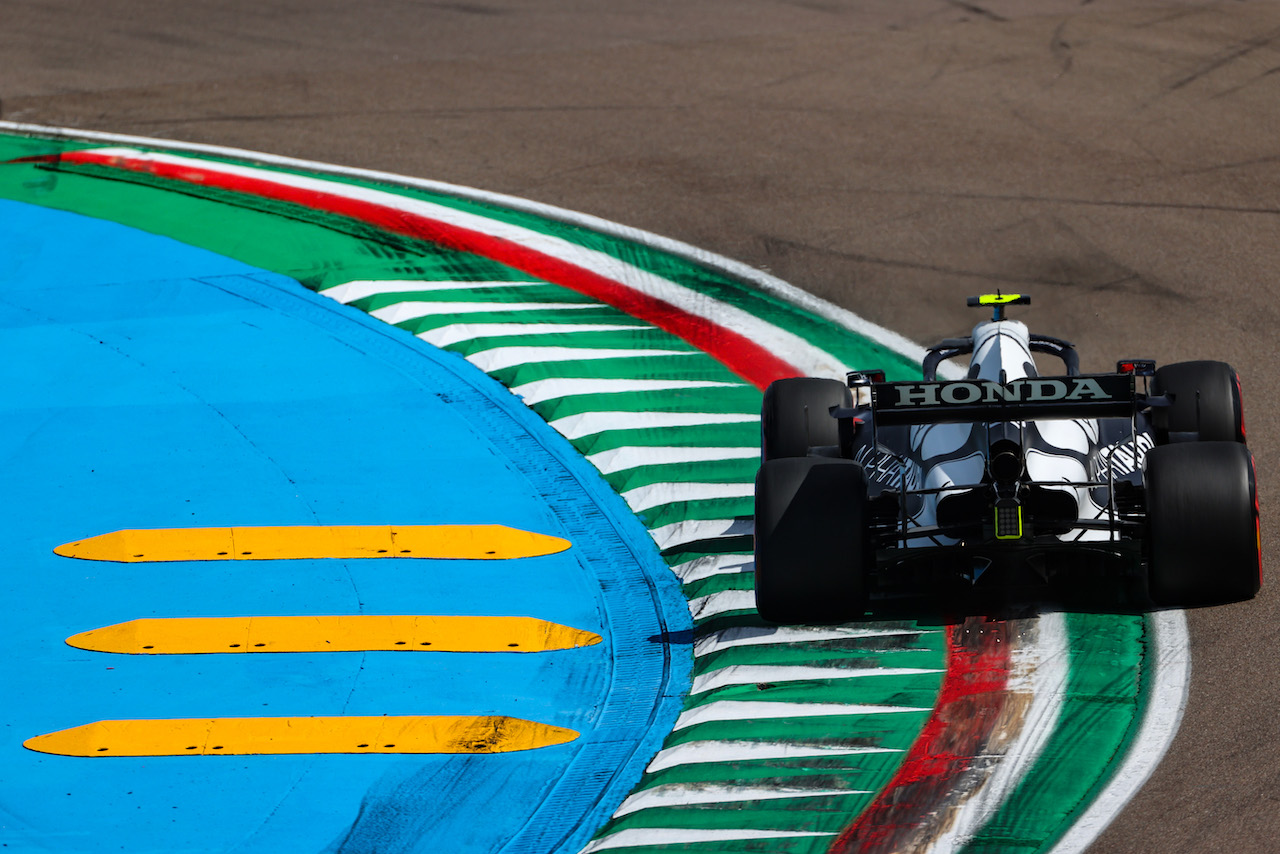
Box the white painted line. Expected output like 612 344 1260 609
588 446 758 475
318 280 543 303
509 378 743 407
691 664 944 695
549 411 757 441
644 738 899 773
370 300 603 324
620 482 754 515
694 624 938 657
610 782 865 818
649 518 754 553
672 699 930 732
671 554 753 585
419 322 650 349
465 346 695 373
1046 609 1191 854
580 827 836 853
688 588 756 620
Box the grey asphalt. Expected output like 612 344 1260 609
6 2 1279 851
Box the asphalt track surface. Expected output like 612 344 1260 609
5 2 1280 852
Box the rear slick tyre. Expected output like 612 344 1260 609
1145 441 1261 607
761 377 851 460
1151 360 1245 443
754 457 869 623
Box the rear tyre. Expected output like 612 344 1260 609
1151 361 1245 443
761 377 851 460
1145 442 1260 607
754 457 869 623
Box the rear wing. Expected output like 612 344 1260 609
869 374 1137 426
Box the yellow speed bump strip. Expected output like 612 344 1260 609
23 715 578 757
67 615 603 654
53 525 570 563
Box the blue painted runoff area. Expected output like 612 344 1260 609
0 200 691 854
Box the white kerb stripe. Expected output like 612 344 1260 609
465 346 695 373
620 482 755 514
644 738 900 773
694 625 937 658
610 783 864 818
319 280 543 303
419 323 649 349
588 446 758 475
549 411 757 441
371 301 603 324
580 828 836 853
691 664 944 695
671 554 753 584
688 589 756 620
510 378 742 407
649 518 753 552
672 700 930 732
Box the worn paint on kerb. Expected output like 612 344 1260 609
0 125 1187 854
832 618 1012 853
961 613 1149 853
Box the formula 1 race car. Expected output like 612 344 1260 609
754 293 1261 623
